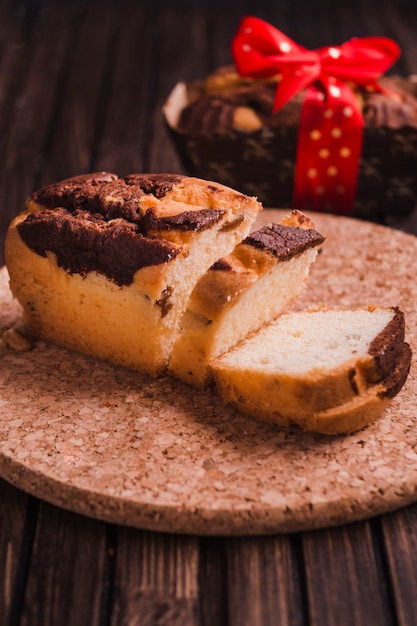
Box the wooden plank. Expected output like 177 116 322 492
39 2 122 184
380 504 417 626
379 2 417 75
226 535 304 626
1 2 79 187
206 2 246 69
198 537 228 626
0 478 29 624
18 500 109 626
0 0 28 131
148 5 210 173
0 1 33 265
302 522 395 626
0 2 77 265
93 3 153 175
110 528 200 626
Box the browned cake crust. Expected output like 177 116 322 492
368 307 408 382
307 343 413 435
240 221 324 259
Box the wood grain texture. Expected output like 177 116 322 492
0 2 34 266
379 2 417 74
93 3 152 175
302 523 394 626
198 537 229 626
226 535 305 626
380 507 417 626
0 478 29 624
148 5 209 174
17 501 109 626
38 2 121 184
110 529 200 626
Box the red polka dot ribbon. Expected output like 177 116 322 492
232 16 400 214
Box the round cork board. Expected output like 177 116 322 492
0 211 416 536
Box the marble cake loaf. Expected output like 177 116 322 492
5 172 262 376
5 172 412 435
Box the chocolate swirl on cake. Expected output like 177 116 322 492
17 173 229 286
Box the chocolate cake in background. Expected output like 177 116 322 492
163 67 417 220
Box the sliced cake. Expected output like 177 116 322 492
5 172 261 376
211 306 411 434
169 210 324 388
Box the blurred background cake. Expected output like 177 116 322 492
164 66 417 221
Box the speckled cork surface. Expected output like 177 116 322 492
0 211 416 535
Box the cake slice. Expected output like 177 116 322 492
304 343 412 434
211 306 412 434
168 210 324 388
5 172 261 376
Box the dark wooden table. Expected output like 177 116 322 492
1 1 417 624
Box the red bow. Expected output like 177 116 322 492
232 17 400 213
